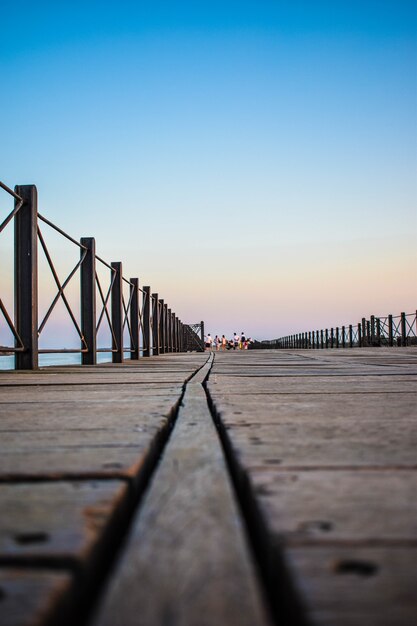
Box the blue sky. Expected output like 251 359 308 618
1 1 416 339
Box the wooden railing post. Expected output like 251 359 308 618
358 322 362 347
159 299 165 354
376 318 381 346
362 318 367 347
178 318 182 352
143 286 151 357
15 185 38 370
167 308 172 352
370 315 375 346
164 303 169 352
80 237 96 365
400 312 407 347
172 312 176 352
349 324 353 348
152 293 159 355
130 278 139 360
111 262 123 363
200 321 205 352
388 314 393 346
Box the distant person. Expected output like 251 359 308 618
214 335 220 351
221 335 227 350
205 334 213 351
240 332 246 349
233 332 240 349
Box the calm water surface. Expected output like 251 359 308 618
0 352 122 370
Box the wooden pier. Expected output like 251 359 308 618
0 347 416 626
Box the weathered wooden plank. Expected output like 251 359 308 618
0 399 178 480
219 418 417 467
93 356 272 626
0 373 193 386
208 392 416 421
0 397 178 427
0 481 128 562
284 546 417 626
0 444 160 481
0 354 208 384
0 569 73 626
0 427 171 449
0 384 184 403
207 349 417 625
211 367 417 377
208 375 416 394
249 469 417 543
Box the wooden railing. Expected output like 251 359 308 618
0 182 204 369
254 311 417 349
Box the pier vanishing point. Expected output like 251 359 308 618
1 183 416 626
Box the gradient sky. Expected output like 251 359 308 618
1 0 416 341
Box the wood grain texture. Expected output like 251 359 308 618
285 546 417 626
0 354 208 625
0 569 73 626
93 355 272 626
208 348 417 625
0 481 128 562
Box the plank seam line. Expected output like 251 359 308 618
203 356 311 626
69 353 213 626
0 355 212 626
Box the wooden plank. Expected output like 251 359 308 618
0 397 178 427
0 398 179 480
0 427 172 449
206 349 417 625
0 354 208 385
210 367 417 377
0 481 129 562
218 418 417 467
0 373 194 385
249 469 417 543
0 443 163 481
0 385 184 403
93 355 272 626
285 546 417 626
207 392 417 421
207 375 416 394
0 569 72 626
0 353 212 626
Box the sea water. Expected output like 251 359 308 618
0 352 127 370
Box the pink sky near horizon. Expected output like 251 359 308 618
1 210 416 348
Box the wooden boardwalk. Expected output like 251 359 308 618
0 348 416 626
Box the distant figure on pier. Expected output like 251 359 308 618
234 333 240 349
214 335 220 351
205 334 213 350
221 335 227 350
240 332 246 349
